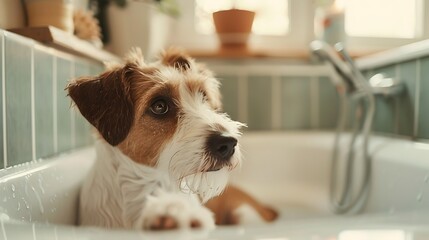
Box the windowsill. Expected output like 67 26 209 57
188 48 377 61
188 48 310 60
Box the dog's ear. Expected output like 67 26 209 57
125 47 146 67
67 67 134 146
161 48 192 71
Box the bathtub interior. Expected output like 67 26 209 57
230 132 334 217
0 131 429 232
0 148 95 226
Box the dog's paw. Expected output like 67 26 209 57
140 191 215 231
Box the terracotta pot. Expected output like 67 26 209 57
212 9 255 49
0 0 26 29
25 0 74 33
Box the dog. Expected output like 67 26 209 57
67 48 277 230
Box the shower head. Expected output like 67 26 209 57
310 40 357 92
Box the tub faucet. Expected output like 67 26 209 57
310 41 376 214
311 41 404 97
310 41 357 93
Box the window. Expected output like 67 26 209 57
195 0 290 36
170 0 428 54
344 0 420 39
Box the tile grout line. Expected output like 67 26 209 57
53 57 58 153
271 76 282 129
310 76 320 129
2 34 7 168
238 73 248 124
70 60 76 148
414 59 421 137
31 47 36 161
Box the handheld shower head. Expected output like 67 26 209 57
310 40 356 93
310 41 377 214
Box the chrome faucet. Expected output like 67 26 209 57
311 40 405 214
310 41 383 214
311 40 404 97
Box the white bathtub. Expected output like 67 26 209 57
1 131 429 240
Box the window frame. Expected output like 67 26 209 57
169 0 429 55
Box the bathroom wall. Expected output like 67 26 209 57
207 56 429 141
204 60 339 131
360 58 429 141
1 27 427 171
0 30 104 170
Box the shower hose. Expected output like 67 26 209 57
330 70 376 214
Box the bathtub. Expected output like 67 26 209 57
0 131 429 240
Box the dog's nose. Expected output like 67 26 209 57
207 134 238 161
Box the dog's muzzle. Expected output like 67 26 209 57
205 133 238 171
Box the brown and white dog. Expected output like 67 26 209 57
67 48 277 230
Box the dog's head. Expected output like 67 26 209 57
67 48 244 201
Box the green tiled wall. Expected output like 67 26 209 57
34 47 55 159
248 76 272 130
5 33 33 166
373 97 396 134
419 57 429 139
360 58 429 139
218 75 239 121
216 71 340 131
281 77 311 129
74 61 92 148
371 65 396 134
397 60 417 136
211 57 429 141
319 77 338 129
56 57 73 153
0 32 3 169
1 28 428 169
0 30 104 169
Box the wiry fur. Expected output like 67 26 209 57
157 82 244 202
73 48 244 229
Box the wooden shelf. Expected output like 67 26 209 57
9 26 121 63
188 47 376 60
188 48 310 60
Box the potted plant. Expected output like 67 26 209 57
212 5 255 50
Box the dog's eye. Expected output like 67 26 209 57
150 99 169 115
